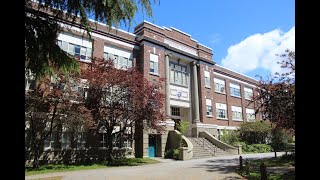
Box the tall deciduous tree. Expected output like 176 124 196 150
25 0 159 78
25 73 93 168
253 49 295 133
82 58 165 164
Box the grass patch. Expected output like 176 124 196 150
26 158 160 176
249 154 295 167
244 171 295 180
236 154 295 180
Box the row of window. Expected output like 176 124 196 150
25 127 133 150
104 52 133 69
57 40 92 61
205 100 256 121
207 74 253 100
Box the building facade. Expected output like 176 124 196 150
26 15 261 162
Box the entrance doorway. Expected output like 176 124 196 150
148 134 161 157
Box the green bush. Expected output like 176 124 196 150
173 149 179 160
164 149 179 160
164 149 174 159
242 144 272 153
239 121 272 144
270 127 291 152
231 141 247 147
220 129 239 145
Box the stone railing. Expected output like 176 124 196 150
172 130 193 160
199 131 241 155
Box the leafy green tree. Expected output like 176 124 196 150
270 127 291 158
25 0 159 79
238 121 272 144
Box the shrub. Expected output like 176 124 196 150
220 129 239 145
164 149 179 160
172 149 179 160
239 121 272 144
270 127 291 152
164 149 174 159
242 144 272 153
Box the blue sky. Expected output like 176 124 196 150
120 0 295 80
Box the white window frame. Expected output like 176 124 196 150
170 62 188 86
206 99 213 116
244 87 253 100
231 106 243 121
57 40 92 62
205 71 210 88
150 54 159 74
230 83 241 97
214 78 226 94
216 103 227 119
246 108 256 122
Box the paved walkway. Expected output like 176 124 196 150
25 152 286 180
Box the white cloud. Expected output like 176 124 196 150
220 27 295 75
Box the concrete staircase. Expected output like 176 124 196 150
189 137 233 159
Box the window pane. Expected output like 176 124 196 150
57 40 62 48
86 48 92 57
150 61 154 72
80 47 86 55
62 41 68 51
68 44 75 55
128 59 133 67
104 53 108 60
154 62 158 73
170 69 175 83
123 58 128 66
74 45 80 54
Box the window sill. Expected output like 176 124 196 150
217 118 228 121
170 83 189 88
150 72 160 77
215 91 226 95
245 98 252 101
207 115 213 118
232 119 243 121
230 95 242 99
205 86 211 89
79 59 92 63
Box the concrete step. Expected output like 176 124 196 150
188 137 234 159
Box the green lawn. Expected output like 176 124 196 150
25 158 160 176
237 154 295 180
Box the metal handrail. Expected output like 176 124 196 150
192 137 216 156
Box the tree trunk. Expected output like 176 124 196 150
107 132 114 165
32 145 40 168
274 150 277 158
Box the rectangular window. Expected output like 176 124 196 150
230 83 241 97
246 108 256 122
99 133 107 148
150 54 159 74
170 62 188 86
206 99 212 116
216 103 227 119
44 131 57 149
205 71 210 88
76 132 87 149
103 52 132 69
58 40 92 62
214 78 226 93
61 132 72 150
244 87 253 100
231 106 242 121
171 107 181 116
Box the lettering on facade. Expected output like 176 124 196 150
164 39 197 56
